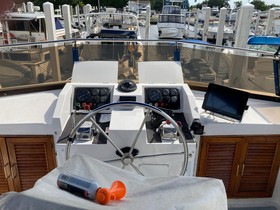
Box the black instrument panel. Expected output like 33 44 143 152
145 87 180 110
73 87 112 111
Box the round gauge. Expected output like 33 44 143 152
163 96 170 102
100 88 109 96
99 96 108 103
76 89 91 102
170 96 178 103
162 88 170 96
91 88 100 96
92 96 99 103
148 89 162 103
170 88 178 96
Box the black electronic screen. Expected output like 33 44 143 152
273 59 280 96
202 83 249 121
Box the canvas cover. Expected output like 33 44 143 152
0 154 227 210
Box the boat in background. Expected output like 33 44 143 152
157 3 186 39
211 6 219 16
85 7 141 39
197 20 234 41
0 4 80 44
274 9 280 37
138 10 147 27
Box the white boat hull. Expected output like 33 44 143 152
158 27 185 39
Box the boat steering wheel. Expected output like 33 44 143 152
66 101 189 176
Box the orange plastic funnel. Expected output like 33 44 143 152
96 181 126 205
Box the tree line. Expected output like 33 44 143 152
192 0 280 11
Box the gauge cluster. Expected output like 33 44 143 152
145 88 180 110
73 87 112 111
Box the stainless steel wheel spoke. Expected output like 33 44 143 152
128 109 150 155
66 101 189 176
90 117 125 157
131 163 144 176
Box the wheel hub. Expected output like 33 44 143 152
121 154 134 165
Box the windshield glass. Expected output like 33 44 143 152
0 39 278 98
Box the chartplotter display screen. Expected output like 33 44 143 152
202 83 249 121
273 59 280 96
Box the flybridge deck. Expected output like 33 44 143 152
0 38 280 209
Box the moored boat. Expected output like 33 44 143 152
84 7 141 40
157 3 186 39
0 3 80 45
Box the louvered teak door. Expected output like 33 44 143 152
234 135 280 197
0 138 14 193
198 135 280 198
197 136 244 197
6 136 56 192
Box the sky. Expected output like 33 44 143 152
188 0 280 9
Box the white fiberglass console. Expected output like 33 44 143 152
54 61 201 177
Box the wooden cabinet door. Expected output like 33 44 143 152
198 135 280 198
197 136 243 197
6 136 56 192
0 138 14 194
235 136 280 197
